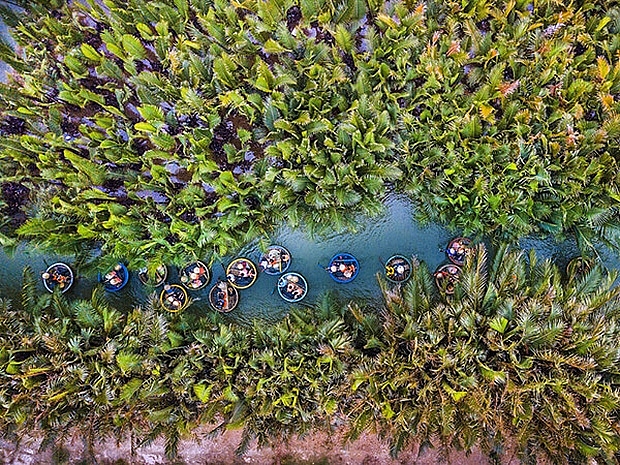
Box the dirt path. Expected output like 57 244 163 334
1 429 522 464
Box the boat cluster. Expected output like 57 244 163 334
433 237 473 295
40 238 477 313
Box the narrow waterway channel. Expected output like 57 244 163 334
0 194 618 324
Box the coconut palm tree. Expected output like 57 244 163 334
346 244 620 462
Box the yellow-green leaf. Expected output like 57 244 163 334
134 122 156 132
480 104 494 119
263 39 288 54
136 23 154 40
597 56 610 80
376 13 398 29
122 34 146 60
80 43 102 62
193 382 213 403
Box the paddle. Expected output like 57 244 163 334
273 275 286 295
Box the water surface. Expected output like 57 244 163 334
0 195 618 324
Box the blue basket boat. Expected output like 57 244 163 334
99 262 129 292
326 253 360 283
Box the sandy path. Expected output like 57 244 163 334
0 429 522 464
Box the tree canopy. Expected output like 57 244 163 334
1 248 620 463
0 0 618 267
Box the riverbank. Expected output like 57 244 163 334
0 427 517 465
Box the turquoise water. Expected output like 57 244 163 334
1 194 618 323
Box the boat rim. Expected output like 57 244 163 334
277 272 308 303
226 257 258 289
259 245 292 275
327 253 360 283
42 262 74 294
160 284 189 312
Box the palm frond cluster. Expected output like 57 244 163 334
1 249 620 463
0 0 618 265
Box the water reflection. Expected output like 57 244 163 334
1 195 618 324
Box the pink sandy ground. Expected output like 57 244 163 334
1 428 527 464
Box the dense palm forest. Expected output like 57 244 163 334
1 248 620 463
0 0 619 266
1 0 620 463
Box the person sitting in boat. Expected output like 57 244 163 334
189 266 206 288
104 265 123 287
286 282 298 296
267 249 280 267
43 271 65 288
447 265 459 275
245 261 256 277
236 262 250 278
448 240 468 263
166 294 182 309
285 275 303 299
215 281 231 309
163 284 184 309
343 264 356 279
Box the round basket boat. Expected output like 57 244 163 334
277 272 308 303
327 253 359 283
446 237 473 266
226 257 258 289
42 262 74 294
566 256 594 280
179 261 210 290
99 262 129 292
258 245 292 275
160 284 189 313
385 255 412 283
138 264 167 287
209 280 239 313
434 264 461 295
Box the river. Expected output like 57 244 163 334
0 194 618 324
